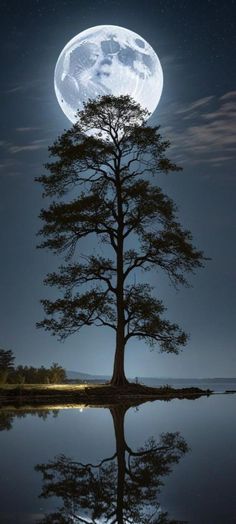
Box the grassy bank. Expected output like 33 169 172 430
0 383 212 407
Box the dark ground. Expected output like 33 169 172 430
0 383 212 408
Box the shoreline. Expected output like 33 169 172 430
0 383 213 407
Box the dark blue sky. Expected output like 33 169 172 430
0 0 235 377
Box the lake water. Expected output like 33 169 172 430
140 378 236 393
0 394 235 523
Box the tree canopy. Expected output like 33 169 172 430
36 95 206 385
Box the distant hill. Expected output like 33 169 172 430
66 370 110 381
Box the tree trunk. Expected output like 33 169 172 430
110 170 129 387
111 332 129 385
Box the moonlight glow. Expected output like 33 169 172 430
54 25 163 123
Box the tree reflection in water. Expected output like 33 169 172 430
0 409 59 432
36 405 188 523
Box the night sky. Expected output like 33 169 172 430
0 0 235 378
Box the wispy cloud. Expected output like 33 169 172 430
220 91 236 101
0 138 48 155
175 96 215 115
0 158 22 177
161 53 183 71
3 78 49 96
0 137 48 178
0 140 10 147
16 127 42 133
9 144 45 154
9 138 48 154
4 80 38 94
158 91 236 167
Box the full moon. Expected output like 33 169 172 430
54 25 163 123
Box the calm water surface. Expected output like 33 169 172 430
0 394 235 523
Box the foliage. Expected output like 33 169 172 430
0 349 15 383
0 349 15 371
48 362 67 383
36 95 206 384
6 363 66 385
0 347 66 384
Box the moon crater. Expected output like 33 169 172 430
54 25 163 123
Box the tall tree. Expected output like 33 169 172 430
0 348 15 383
36 95 206 386
0 348 15 370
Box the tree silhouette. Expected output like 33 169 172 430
36 404 188 523
36 95 206 385
0 348 15 384
0 349 15 370
6 363 66 384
